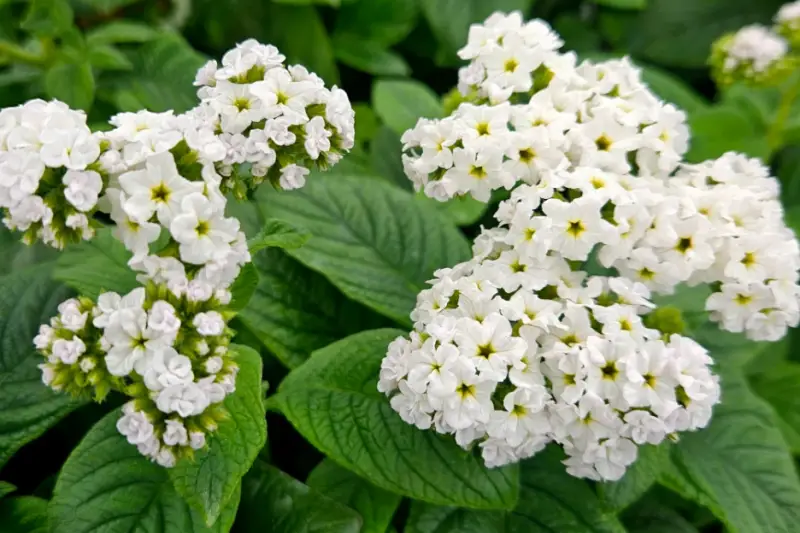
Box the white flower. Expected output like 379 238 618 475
304 116 332 160
117 407 155 445
170 193 238 265
723 25 788 73
205 356 224 374
192 311 226 336
163 419 189 446
103 306 170 377
156 383 211 417
106 188 161 260
58 298 88 332
33 324 54 350
189 431 206 450
143 347 194 392
40 129 100 170
279 164 309 190
63 170 103 212
147 301 181 341
52 337 86 364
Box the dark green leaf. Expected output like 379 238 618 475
420 0 534 64
22 0 73 37
235 461 362 533
686 106 769 163
333 35 410 76
668 372 800 533
372 79 443 135
248 219 311 253
354 103 379 147
596 0 646 9
0 481 15 499
775 145 800 207
258 176 470 325
554 14 602 54
0 265 82 468
629 0 784 68
272 0 340 6
307 459 402 533
335 0 418 46
88 44 132 70
54 228 138 299
623 500 699 533
70 0 143 15
599 443 671 511
85 21 160 45
50 409 240 533
273 329 519 509
238 248 390 369
170 344 266 527
750 362 800 454
370 126 412 191
0 496 48 533
45 60 95 111
109 34 205 113
406 447 626 532
229 263 260 312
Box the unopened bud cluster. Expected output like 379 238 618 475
382 11 800 480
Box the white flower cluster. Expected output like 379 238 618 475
403 54 688 202
0 100 104 248
719 24 789 73
379 237 720 480
192 39 355 197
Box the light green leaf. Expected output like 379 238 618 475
372 79 443 135
335 0 418 46
668 372 800 533
273 329 519 509
370 126 412 191
624 500 700 533
109 34 205 113
45 60 95 111
0 481 15 498
750 362 800 454
599 443 671 511
333 35 410 76
88 44 132 70
54 228 138 299
228 263 260 312
629 0 784 68
417 193 488 227
170 344 266 526
235 461 362 533
248 219 311 253
50 409 240 533
405 446 626 532
257 176 470 325
238 248 389 369
0 265 82 468
420 0 534 64
0 496 48 533
22 0 73 37
354 103 379 147
307 459 402 533
686 106 769 163
85 21 160 45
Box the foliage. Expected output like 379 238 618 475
2 1 800 532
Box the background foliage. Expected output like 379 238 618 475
2 0 800 532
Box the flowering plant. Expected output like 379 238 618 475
1 2 800 533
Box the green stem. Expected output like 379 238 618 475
0 40 46 65
768 76 800 152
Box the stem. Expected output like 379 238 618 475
768 76 800 152
0 40 46 65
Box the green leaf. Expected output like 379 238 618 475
595 0 646 9
775 145 800 207
262 4 339 85
88 44 132 70
405 447 626 532
238 248 390 368
372 79 443 135
335 0 418 46
21 0 73 37
0 481 15 498
420 0 534 64
235 461 362 533
370 126 412 191
750 362 800 454
258 176 470 325
170 344 266 527
70 0 143 15
668 371 800 533
0 265 82 468
273 329 519 509
333 35 410 76
272 0 340 5
307 459 402 533
228 262 260 312
417 193 488 227
50 409 241 533
0 496 48 533
599 443 671 511
248 219 311 253
623 500 699 533
686 106 769 163
354 103 379 147
54 228 138 299
554 14 602 54
85 21 160 45
45 60 95 111
629 0 784 68
109 34 205 113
